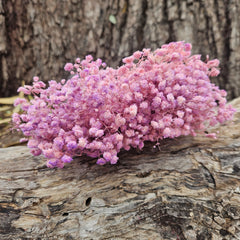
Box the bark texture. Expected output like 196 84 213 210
0 0 240 98
0 98 240 239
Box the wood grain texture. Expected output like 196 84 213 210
0 98 240 239
0 0 240 99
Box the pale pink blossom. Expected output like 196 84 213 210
177 96 186 105
64 63 74 72
12 41 235 168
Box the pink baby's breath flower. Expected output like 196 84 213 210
96 129 104 138
89 127 98 136
177 110 185 118
173 118 184 127
140 101 148 109
209 68 220 77
17 87 31 95
116 134 123 141
151 121 160 129
54 137 64 149
158 120 165 129
143 48 151 56
115 115 126 127
184 43 192 51
14 98 27 106
61 155 73 163
97 158 106 165
64 63 74 72
103 152 112 162
122 56 134 64
152 97 162 108
126 129 135 137
67 141 78 150
161 100 170 110
33 76 39 82
110 155 118 164
177 96 186 105
43 149 55 158
12 41 235 168
78 138 87 148
220 90 227 97
134 92 143 101
167 93 174 102
85 55 93 62
133 51 142 59
207 59 220 68
27 139 39 148
163 127 171 138
30 148 41 156
125 104 138 117
173 84 181 91
103 110 112 120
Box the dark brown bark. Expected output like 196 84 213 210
0 98 240 239
0 0 240 99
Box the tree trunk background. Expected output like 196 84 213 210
0 98 239 239
0 0 240 98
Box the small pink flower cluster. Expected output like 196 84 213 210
12 41 235 168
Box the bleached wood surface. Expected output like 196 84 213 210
0 98 240 240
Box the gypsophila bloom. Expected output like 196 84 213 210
13 41 235 168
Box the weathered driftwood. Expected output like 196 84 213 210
0 98 240 240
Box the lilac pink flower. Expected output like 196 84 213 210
13 41 235 168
